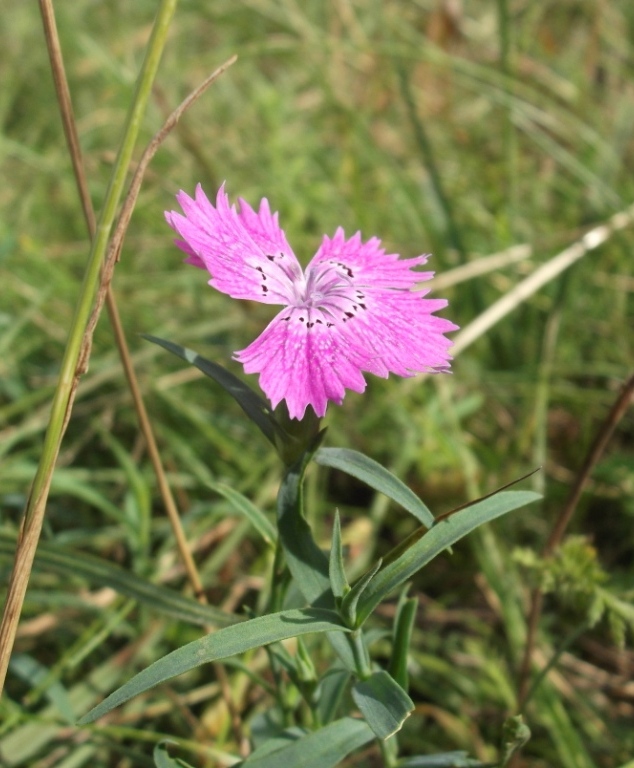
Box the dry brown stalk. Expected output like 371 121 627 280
0 0 237 723
517 373 634 709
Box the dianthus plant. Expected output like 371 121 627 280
80 186 539 768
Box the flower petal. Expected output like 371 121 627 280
310 227 434 289
305 229 458 380
337 288 458 378
165 184 302 304
235 307 369 420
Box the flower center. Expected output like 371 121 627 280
294 260 367 323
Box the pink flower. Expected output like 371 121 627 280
166 184 457 420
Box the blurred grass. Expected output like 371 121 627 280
1 1 633 766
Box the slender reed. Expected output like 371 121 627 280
0 0 179 696
37 3 242 744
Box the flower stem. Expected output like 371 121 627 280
379 735 399 767
348 629 372 680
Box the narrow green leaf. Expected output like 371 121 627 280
276 448 357 672
315 448 434 528
317 667 351 725
328 510 349 601
242 727 307 762
79 608 347 724
9 654 74 724
352 670 414 739
208 481 276 546
397 752 492 767
0 658 126 764
356 491 541 624
154 742 195 768
240 717 375 768
277 450 332 607
266 638 315 693
0 532 238 629
340 559 382 628
143 335 283 447
388 593 418 691
295 636 317 683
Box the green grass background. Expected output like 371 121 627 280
1 1 633 766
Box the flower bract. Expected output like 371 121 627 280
166 184 458 420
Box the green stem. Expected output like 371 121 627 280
348 630 372 680
264 645 294 728
379 735 399 768
266 538 295 726
270 538 289 613
497 0 518 240
32 0 178 505
0 0 179 696
348 628 397 763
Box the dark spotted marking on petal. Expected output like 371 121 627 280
254 264 270 294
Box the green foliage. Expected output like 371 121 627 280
0 531 238 628
357 491 540 625
238 717 375 768
316 448 435 528
329 509 349 602
397 754 491 768
79 608 349 724
515 536 634 647
500 715 531 767
351 670 414 740
144 334 284 449
153 742 195 768
388 593 418 692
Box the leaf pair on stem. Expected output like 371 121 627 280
80 338 539 767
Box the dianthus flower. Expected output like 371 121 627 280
166 185 457 420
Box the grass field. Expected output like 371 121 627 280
1 2 633 766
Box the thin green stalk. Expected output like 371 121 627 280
497 0 518 239
347 630 372 680
264 644 295 729
531 277 568 495
270 538 290 614
264 538 294 727
522 621 590 708
0 0 179 696
379 736 399 768
395 62 469 268
24 597 136 707
39 0 178 474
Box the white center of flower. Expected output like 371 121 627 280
290 260 367 326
